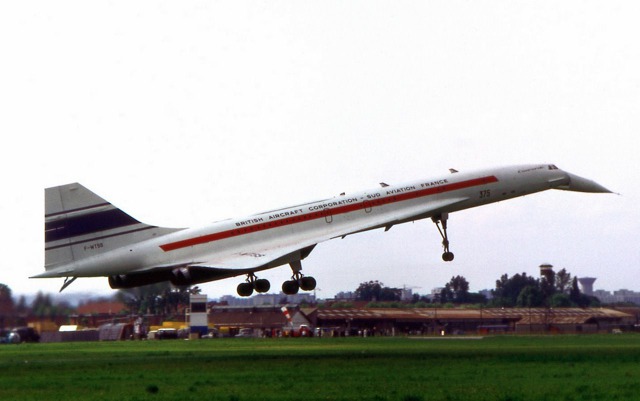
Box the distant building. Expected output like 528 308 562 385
400 288 413 302
593 289 640 305
428 287 444 302
334 291 356 301
218 292 315 307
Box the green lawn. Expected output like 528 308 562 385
1 335 639 401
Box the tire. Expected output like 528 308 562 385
237 282 254 297
254 279 271 293
282 280 299 295
299 276 317 291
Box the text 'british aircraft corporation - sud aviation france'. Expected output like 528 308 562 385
35 164 612 295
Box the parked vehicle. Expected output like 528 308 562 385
0 330 20 344
155 328 178 339
11 327 40 343
235 328 253 338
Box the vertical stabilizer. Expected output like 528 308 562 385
45 183 179 270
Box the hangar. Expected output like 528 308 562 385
206 306 636 337
307 307 635 335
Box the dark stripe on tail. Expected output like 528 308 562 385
45 208 142 243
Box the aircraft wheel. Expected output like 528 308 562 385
299 276 317 291
442 252 454 262
237 282 254 297
254 279 271 293
282 280 299 295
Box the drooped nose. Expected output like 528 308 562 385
556 172 613 193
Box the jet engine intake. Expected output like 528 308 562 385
168 266 240 287
170 267 191 286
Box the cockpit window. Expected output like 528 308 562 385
548 165 559 170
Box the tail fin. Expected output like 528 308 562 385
45 183 179 270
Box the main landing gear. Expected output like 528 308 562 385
432 213 454 262
236 273 271 297
235 261 317 297
282 260 317 295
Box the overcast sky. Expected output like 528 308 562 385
1 1 638 300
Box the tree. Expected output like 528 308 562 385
30 291 74 318
439 283 454 304
493 268 597 308
0 283 14 315
516 285 544 307
15 295 28 314
378 286 402 302
355 280 383 302
117 283 170 315
492 273 539 307
31 291 53 317
450 275 470 303
467 292 488 305
569 277 581 305
117 283 194 316
439 276 471 304
540 268 556 302
355 281 401 302
549 293 572 307
555 268 572 294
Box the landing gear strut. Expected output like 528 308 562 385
282 260 317 295
432 213 454 262
237 273 271 297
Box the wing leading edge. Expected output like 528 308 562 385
187 195 470 271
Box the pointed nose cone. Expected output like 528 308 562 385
557 172 613 193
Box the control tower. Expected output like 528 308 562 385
578 277 596 296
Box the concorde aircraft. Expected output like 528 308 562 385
34 164 611 294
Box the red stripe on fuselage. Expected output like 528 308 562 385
159 175 498 252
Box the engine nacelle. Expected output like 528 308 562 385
108 266 239 289
108 270 172 289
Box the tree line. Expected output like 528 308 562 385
355 267 601 307
0 282 199 321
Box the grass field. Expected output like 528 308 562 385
1 335 639 401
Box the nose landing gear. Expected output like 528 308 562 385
432 213 454 262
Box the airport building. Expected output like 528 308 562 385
204 305 637 337
305 307 636 336
13 304 640 342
